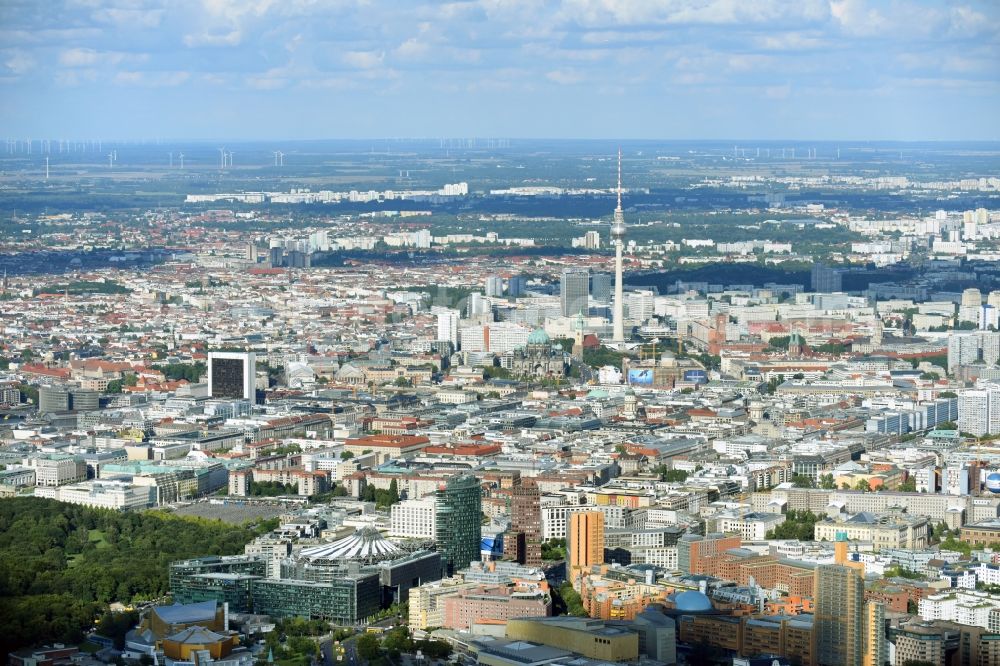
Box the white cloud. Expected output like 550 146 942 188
579 30 670 45
246 75 287 89
726 54 773 72
199 0 278 21
114 70 191 86
92 8 164 28
54 67 98 86
183 30 243 47
948 5 994 36
395 38 430 59
58 48 144 67
830 0 888 36
342 50 385 69
546 68 583 84
557 0 829 26
897 52 995 76
764 83 791 99
59 48 107 67
673 72 708 85
3 50 36 76
756 32 829 51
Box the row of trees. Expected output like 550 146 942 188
355 627 452 665
765 509 820 541
0 497 275 657
551 581 587 617
790 473 837 489
249 481 298 497
150 362 207 382
652 465 689 483
360 479 401 508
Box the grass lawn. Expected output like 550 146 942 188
68 529 111 567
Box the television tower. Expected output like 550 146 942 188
611 148 626 343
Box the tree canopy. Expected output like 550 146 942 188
765 509 820 541
0 497 274 657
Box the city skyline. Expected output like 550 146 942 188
4 1 1000 663
1 0 998 141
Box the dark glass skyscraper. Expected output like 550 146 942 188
435 474 482 576
590 272 612 303
208 351 256 401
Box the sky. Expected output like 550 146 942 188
1 0 998 141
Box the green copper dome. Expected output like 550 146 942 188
527 327 551 345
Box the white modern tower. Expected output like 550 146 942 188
611 149 626 343
208 351 257 402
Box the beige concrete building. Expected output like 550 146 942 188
408 578 477 630
814 514 930 551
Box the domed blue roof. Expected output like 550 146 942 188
672 590 713 612
527 328 551 345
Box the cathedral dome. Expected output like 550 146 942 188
527 328 551 346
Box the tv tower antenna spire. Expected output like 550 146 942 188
611 147 626 344
616 147 622 211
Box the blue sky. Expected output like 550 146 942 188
1 0 998 140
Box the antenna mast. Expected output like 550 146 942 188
616 147 622 210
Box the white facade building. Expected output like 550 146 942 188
436 309 460 346
390 497 437 539
458 323 531 354
27 455 87 487
959 382 1000 437
919 590 1000 630
40 479 156 510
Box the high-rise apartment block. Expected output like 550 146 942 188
561 267 590 317
811 263 843 293
591 272 612 303
458 323 531 354
949 331 1000 373
960 288 984 324
862 600 887 666
814 564 864 666
959 381 1000 437
436 309 460 347
568 511 604 574
485 275 504 297
508 275 528 297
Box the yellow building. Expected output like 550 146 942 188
862 601 886 666
408 578 477 630
162 627 238 661
815 564 864 666
586 488 654 508
569 511 604 582
505 617 638 662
